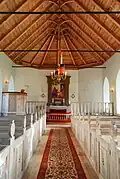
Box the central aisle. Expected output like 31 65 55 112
22 126 98 179
37 128 86 179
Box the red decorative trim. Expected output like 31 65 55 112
46 119 71 123
66 129 87 179
37 129 53 179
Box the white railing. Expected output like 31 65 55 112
71 102 114 116
71 114 120 179
0 104 46 179
25 101 46 115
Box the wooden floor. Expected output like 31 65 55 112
22 125 98 179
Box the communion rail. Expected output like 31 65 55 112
71 102 114 116
0 105 46 179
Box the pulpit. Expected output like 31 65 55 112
2 92 27 116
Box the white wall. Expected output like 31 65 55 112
14 68 79 102
0 52 14 88
0 52 15 113
103 53 120 114
78 68 103 102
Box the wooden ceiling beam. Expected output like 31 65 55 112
62 17 110 58
0 0 45 41
30 35 52 65
0 0 26 24
65 35 86 65
65 24 106 62
6 14 56 53
40 34 55 65
68 27 105 63
8 18 55 57
74 0 120 45
92 0 120 29
12 62 103 69
13 27 54 61
62 5 114 51
63 34 76 65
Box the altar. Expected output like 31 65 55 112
47 75 70 106
47 105 71 113
46 75 71 122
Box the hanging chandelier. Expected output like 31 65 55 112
51 50 67 84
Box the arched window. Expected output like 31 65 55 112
103 77 110 103
116 71 120 114
8 76 15 92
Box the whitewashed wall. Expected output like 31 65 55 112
78 68 103 102
103 53 120 114
0 52 15 89
14 68 79 102
0 52 15 113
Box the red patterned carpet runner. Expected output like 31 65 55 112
37 128 87 179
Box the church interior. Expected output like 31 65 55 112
0 0 120 179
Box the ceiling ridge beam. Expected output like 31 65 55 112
13 28 54 61
63 34 76 65
63 6 115 50
0 0 45 41
61 17 110 58
40 34 55 66
68 27 105 62
30 35 52 65
74 0 120 45
65 35 86 65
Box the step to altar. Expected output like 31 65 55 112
46 105 71 123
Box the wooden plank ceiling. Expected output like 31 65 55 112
0 0 120 69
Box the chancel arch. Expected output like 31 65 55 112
116 70 120 114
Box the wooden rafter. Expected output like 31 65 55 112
13 28 54 61
30 35 52 65
62 5 115 50
63 34 76 65
74 0 120 45
40 34 55 65
0 1 54 44
8 20 55 58
65 35 86 65
0 0 3 3
6 14 54 52
17 34 53 63
62 17 110 58
0 0 45 41
0 0 26 24
68 27 105 62
92 0 120 29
